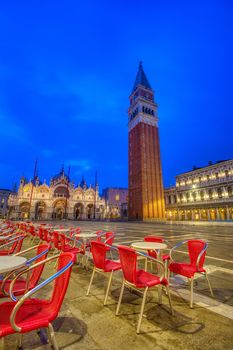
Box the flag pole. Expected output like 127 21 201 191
64 165 70 219
28 159 38 220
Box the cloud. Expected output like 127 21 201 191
66 159 93 174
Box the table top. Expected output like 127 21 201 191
131 241 167 251
0 256 27 274
75 232 96 238
53 228 70 232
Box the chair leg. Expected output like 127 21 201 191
116 280 125 315
165 285 174 315
46 326 52 344
158 285 162 305
48 323 59 350
17 334 23 349
190 277 194 308
86 267 96 296
205 272 214 297
136 287 148 334
104 271 113 305
144 257 148 271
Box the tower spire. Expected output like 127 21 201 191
132 61 152 92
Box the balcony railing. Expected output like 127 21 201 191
176 176 233 190
175 196 233 206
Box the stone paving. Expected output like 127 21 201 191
1 221 233 349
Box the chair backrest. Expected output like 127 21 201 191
9 235 26 254
188 240 206 268
144 236 164 243
144 236 164 258
29 243 50 288
53 231 61 249
105 232 115 246
118 245 137 284
95 230 104 242
91 241 107 270
60 234 67 251
50 252 75 313
38 227 44 240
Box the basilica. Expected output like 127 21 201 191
8 167 106 220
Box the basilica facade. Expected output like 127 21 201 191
8 168 106 220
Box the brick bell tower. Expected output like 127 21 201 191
128 62 165 220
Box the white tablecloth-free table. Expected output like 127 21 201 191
0 256 27 274
131 241 167 271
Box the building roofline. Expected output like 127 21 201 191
175 158 233 178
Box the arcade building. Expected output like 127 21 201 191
8 167 106 220
164 159 233 221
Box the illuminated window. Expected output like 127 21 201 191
1 199 4 204
115 194 120 201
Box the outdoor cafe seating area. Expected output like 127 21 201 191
0 219 215 349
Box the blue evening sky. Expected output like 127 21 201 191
0 0 233 191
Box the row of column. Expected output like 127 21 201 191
167 207 233 221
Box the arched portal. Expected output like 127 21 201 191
35 201 46 220
19 202 30 219
86 204 94 220
52 199 66 219
73 203 84 220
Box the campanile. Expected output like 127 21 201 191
128 62 165 220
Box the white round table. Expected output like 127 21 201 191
54 228 70 232
131 241 167 252
0 256 27 274
131 241 167 272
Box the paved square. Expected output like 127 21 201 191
1 221 233 350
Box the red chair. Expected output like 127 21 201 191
144 236 170 276
116 245 173 334
0 235 26 256
60 234 84 257
0 243 50 299
169 239 214 308
0 252 75 350
86 241 121 305
53 231 62 253
94 231 115 258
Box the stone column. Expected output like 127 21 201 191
216 209 220 220
207 209 210 220
226 207 230 221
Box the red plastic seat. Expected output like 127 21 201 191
169 239 214 308
116 245 173 334
86 241 121 305
0 243 50 299
0 252 75 349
